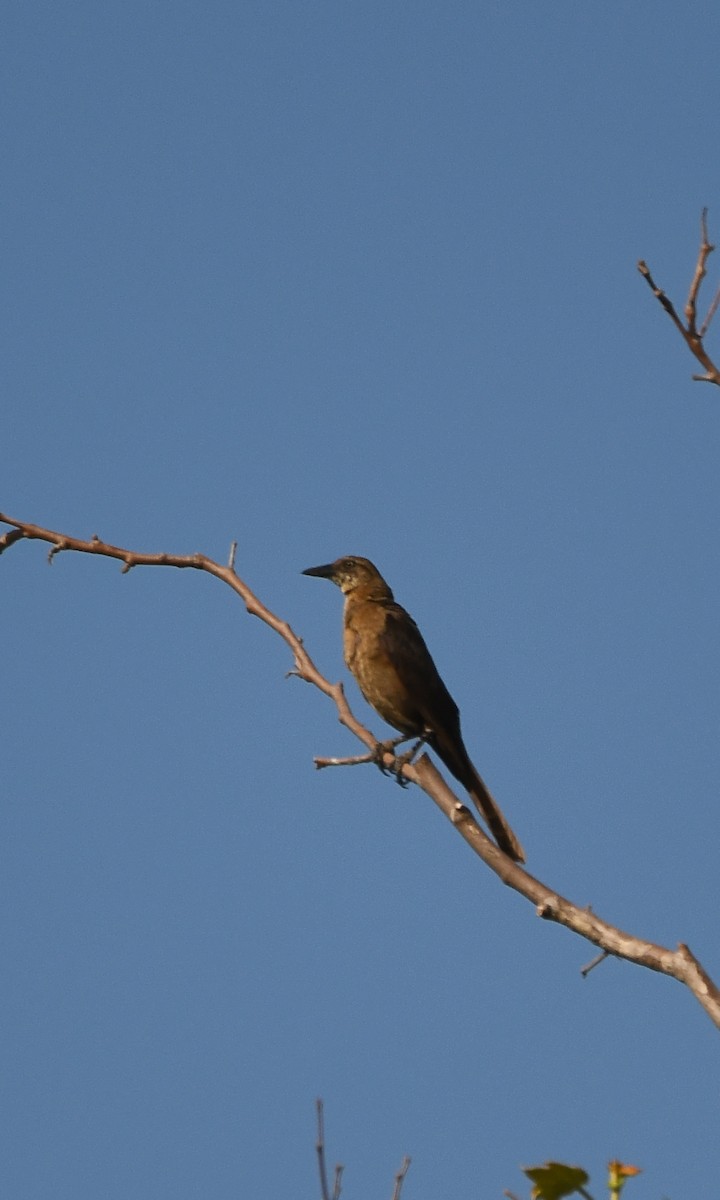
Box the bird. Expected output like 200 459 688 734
302 555 525 862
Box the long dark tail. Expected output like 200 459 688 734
430 732 525 863
466 767 525 863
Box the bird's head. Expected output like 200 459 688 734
302 555 393 600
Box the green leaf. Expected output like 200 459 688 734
524 1161 591 1200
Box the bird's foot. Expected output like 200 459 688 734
372 735 426 787
372 736 412 785
390 737 427 786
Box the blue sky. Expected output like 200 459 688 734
3 3 720 1197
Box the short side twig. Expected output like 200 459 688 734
638 208 720 386
314 750 381 769
580 950 610 978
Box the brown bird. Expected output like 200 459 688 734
303 555 525 862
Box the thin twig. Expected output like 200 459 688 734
699 283 720 340
581 950 610 978
391 1155 411 1200
316 1099 338 1200
684 208 713 334
2 511 720 1030
331 1161 343 1200
332 1164 344 1200
638 208 720 386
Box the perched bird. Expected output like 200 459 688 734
303 555 525 862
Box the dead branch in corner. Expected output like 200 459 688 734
314 1099 410 1200
638 208 720 386
2 511 720 1030
315 1098 344 1200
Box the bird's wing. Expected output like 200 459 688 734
379 602 460 728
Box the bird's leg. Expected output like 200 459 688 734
390 730 432 785
378 733 414 753
393 734 427 769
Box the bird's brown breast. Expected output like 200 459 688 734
343 594 440 736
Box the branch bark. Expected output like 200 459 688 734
2 511 719 1030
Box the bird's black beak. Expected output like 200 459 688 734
302 562 336 579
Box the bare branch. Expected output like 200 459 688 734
638 209 720 386
0 509 367 734
2 511 720 1030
